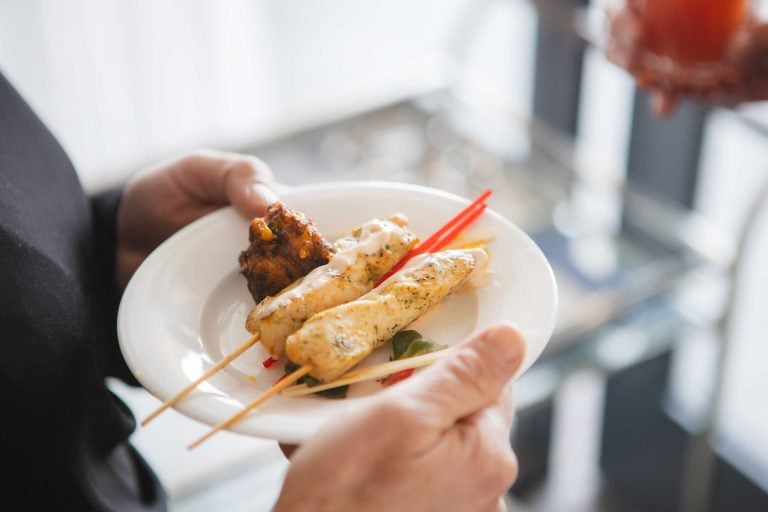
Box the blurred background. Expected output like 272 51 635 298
2 0 767 510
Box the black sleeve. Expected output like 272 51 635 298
90 186 140 386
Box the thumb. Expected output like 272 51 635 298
395 324 525 428
170 149 278 218
222 156 278 218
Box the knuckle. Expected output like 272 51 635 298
483 449 518 495
365 398 414 427
471 425 518 493
499 449 519 488
367 397 434 438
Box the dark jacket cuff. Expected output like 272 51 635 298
90 187 140 386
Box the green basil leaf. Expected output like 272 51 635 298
392 330 424 359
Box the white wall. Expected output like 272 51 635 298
2 0 520 192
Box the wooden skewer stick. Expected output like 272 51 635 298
187 364 313 450
282 348 454 398
141 333 261 426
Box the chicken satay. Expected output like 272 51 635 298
285 247 487 383
247 214 418 358
239 202 334 304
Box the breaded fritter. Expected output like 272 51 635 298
238 202 333 303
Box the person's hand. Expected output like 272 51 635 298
115 149 278 288
274 324 525 512
607 7 768 116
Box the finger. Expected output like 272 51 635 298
463 381 516 428
460 403 513 446
607 9 643 71
278 443 299 460
736 24 768 101
459 406 519 505
225 161 278 218
394 324 525 428
480 497 508 512
651 91 678 117
171 149 277 217
737 23 768 80
498 382 515 427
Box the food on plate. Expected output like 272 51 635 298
184 191 497 449
143 188 501 446
245 214 418 358
238 202 334 304
380 330 448 387
281 327 449 399
285 247 487 383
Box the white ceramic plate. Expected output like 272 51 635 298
118 181 558 443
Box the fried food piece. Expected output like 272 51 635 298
285 248 486 382
238 202 334 304
247 215 417 358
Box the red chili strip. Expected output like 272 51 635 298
430 203 487 252
262 355 284 368
418 189 491 250
374 189 491 286
384 368 415 386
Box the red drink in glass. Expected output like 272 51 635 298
606 0 763 114
639 0 750 65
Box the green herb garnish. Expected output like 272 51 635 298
285 361 349 399
392 330 447 360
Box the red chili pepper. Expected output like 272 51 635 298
374 189 491 287
384 368 414 386
263 356 283 368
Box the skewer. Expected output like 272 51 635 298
141 333 261 426
261 189 492 368
187 364 312 449
427 203 487 253
420 189 491 249
281 348 454 398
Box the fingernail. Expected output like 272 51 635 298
251 182 278 205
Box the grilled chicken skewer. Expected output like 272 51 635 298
286 247 487 383
247 214 417 358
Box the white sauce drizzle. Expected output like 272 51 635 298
260 217 409 317
465 248 490 287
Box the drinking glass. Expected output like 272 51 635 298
606 0 755 92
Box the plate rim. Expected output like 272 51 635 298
117 180 558 441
